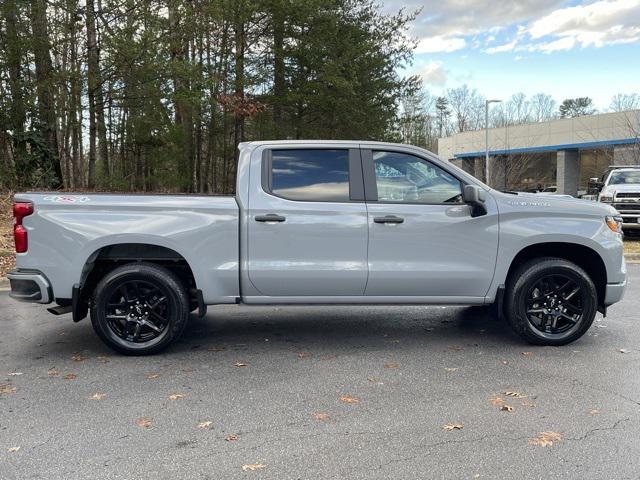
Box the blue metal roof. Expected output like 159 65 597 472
453 137 638 159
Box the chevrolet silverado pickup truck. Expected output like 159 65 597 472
8 141 627 354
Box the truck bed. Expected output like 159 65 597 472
13 192 240 304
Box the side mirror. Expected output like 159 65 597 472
463 184 487 217
587 177 604 194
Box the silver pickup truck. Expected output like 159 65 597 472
8 141 626 354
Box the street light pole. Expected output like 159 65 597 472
485 99 502 186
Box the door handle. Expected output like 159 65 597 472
373 215 404 224
255 214 286 223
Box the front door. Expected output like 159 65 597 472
362 148 499 298
247 147 369 297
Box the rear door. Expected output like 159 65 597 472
362 148 499 298
247 147 369 296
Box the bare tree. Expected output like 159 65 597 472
446 84 484 133
610 93 640 112
529 93 557 122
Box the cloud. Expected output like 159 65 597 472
384 0 562 38
416 61 447 85
526 0 640 48
384 0 640 54
485 39 518 54
415 35 466 53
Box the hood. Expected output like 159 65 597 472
602 183 640 195
491 190 617 217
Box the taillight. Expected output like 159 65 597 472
13 202 33 253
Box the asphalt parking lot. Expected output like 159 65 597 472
1 267 639 480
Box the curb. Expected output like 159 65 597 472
625 253 640 264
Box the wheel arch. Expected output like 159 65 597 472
505 242 607 310
75 243 198 322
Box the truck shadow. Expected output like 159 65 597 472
172 304 520 355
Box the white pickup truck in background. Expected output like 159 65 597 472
589 166 640 231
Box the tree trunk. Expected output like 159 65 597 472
30 0 63 187
3 0 27 184
86 0 110 182
272 2 285 136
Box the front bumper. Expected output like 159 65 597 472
7 269 53 304
604 280 626 306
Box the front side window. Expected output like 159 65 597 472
270 149 350 201
373 151 463 203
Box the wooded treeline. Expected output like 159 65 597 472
0 0 418 192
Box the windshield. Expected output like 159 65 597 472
609 170 640 185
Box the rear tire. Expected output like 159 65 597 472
90 262 190 355
505 257 597 346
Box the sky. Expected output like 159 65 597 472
382 0 640 109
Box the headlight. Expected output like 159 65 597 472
600 195 613 203
606 215 623 234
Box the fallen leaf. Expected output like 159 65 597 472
169 393 186 400
490 397 505 407
147 373 160 379
0 384 17 394
587 409 600 416
89 393 106 400
443 423 463 431
340 395 360 404
500 405 514 412
136 417 153 428
297 351 313 358
447 345 462 351
7 372 23 376
225 434 239 442
521 352 533 357
367 377 377 383
208 346 226 352
182 367 194 373
7 447 20 453
197 421 213 429
47 368 60 377
63 373 77 380
242 464 267 472
97 356 110 363
384 362 400 369
619 348 629 354
71 354 86 362
314 412 329 421
444 367 459 372
529 431 561 447
503 391 526 398
234 362 248 367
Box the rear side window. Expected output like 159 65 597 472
270 149 350 202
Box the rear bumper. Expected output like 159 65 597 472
7 269 53 304
604 280 626 306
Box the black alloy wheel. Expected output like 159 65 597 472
104 279 171 343
505 257 597 346
525 274 585 336
91 263 190 355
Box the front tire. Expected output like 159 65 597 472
90 263 190 355
505 257 597 346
